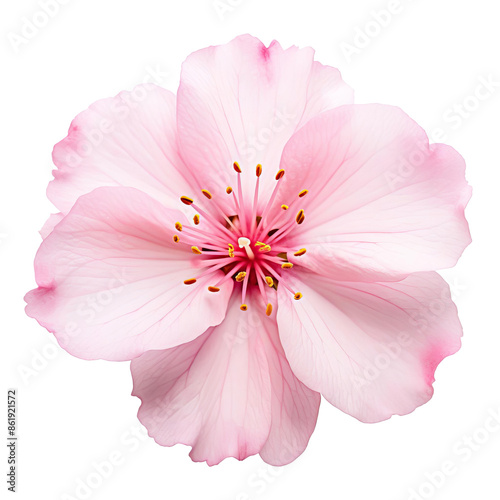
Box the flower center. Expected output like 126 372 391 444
173 162 307 315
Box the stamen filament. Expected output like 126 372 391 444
260 262 296 295
213 262 245 287
191 203 236 241
192 202 239 237
253 262 270 307
255 169 285 240
177 225 229 249
235 167 248 234
241 263 251 305
251 164 262 232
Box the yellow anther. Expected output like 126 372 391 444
180 196 194 205
265 303 273 316
191 246 202 255
294 292 303 300
173 235 180 243
275 169 285 180
281 204 289 210
298 189 308 198
193 214 200 225
208 286 220 293
228 244 235 258
201 189 212 200
254 241 266 247
256 164 262 177
233 161 242 173
258 245 272 253
175 222 183 231
235 272 247 282
226 186 233 194
281 263 294 269
184 278 197 285
293 248 307 257
228 244 234 251
265 277 274 287
240 304 248 311
295 210 304 224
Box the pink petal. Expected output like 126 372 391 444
258 295 321 465
39 213 64 239
276 269 462 423
131 290 320 466
277 104 471 280
176 34 353 213
49 84 194 214
25 187 232 361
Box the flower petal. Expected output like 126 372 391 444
49 84 194 214
276 269 462 423
258 294 321 465
176 34 353 211
131 290 320 466
25 187 233 361
277 104 471 280
39 213 64 239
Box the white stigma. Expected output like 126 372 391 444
238 237 251 248
238 236 254 260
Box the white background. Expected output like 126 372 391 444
1 0 499 499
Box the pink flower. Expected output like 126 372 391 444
25 35 471 466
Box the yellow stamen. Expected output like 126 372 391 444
298 189 308 198
258 245 272 253
240 304 248 311
175 222 183 231
265 303 273 316
233 161 242 173
173 235 180 243
228 244 234 251
208 286 220 293
281 204 289 210
256 164 263 177
275 169 285 180
294 292 303 300
191 246 202 255
180 196 194 206
193 214 200 225
293 248 307 257
228 243 235 258
226 186 233 194
201 189 212 200
254 241 266 247
235 272 247 282
184 278 196 285
265 277 274 287
282 263 294 269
